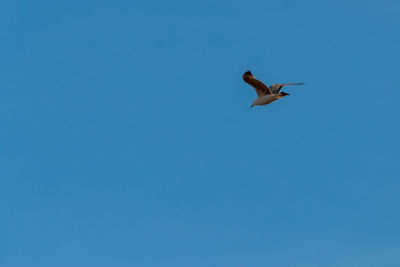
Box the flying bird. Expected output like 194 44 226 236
242 71 305 108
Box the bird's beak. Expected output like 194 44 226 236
250 104 254 108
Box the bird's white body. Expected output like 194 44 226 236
252 94 281 106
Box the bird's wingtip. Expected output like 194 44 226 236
244 70 252 76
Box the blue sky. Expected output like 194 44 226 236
1 0 400 266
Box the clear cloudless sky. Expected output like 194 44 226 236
1 0 400 266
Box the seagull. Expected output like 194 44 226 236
242 71 305 108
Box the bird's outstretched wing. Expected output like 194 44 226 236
242 71 272 96
270 83 306 93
